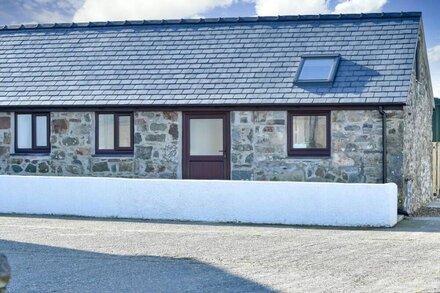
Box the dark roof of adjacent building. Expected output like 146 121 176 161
0 12 422 107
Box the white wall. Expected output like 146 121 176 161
0 175 398 227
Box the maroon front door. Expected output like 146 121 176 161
183 112 230 180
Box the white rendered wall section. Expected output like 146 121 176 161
0 175 398 227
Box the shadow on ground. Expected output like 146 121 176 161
0 240 275 293
391 217 440 233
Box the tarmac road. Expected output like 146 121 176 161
0 215 439 292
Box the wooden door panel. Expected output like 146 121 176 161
183 112 230 180
188 161 225 180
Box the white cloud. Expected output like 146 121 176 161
253 0 387 16
31 9 74 23
429 45 440 63
428 45 440 97
0 0 83 24
334 0 388 14
430 65 440 97
254 0 329 16
72 0 390 22
433 82 440 98
73 0 234 22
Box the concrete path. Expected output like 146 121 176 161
428 198 440 208
413 197 440 217
0 215 439 293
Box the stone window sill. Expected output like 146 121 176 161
92 154 134 158
10 153 51 158
287 155 331 160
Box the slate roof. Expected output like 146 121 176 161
0 12 422 107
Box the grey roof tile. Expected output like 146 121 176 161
0 13 420 107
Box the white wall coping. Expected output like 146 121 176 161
0 175 398 227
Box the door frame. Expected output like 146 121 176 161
182 111 230 180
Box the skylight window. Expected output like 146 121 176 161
295 55 340 83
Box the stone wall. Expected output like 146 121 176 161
0 113 11 175
401 25 434 213
0 111 181 178
231 110 404 188
51 112 94 175
134 111 180 179
0 109 406 187
385 110 405 202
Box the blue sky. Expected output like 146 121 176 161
1 0 439 96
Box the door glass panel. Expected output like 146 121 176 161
118 116 131 148
35 116 48 147
98 114 114 150
17 114 32 149
190 118 223 156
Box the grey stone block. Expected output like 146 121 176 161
0 254 11 292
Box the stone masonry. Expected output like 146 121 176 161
231 110 403 186
400 26 434 213
0 112 11 175
133 111 180 179
0 111 180 179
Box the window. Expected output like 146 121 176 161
96 112 133 154
295 55 340 84
287 111 330 156
15 113 50 153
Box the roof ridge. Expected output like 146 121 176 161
0 11 421 31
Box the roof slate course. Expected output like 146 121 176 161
0 12 421 107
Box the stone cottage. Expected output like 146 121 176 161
0 12 434 213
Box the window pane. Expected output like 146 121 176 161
292 115 327 149
17 114 32 149
190 118 223 155
98 114 114 150
298 58 336 81
118 116 131 148
36 116 48 147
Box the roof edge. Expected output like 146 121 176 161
0 102 406 111
0 11 422 31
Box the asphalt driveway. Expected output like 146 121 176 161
0 215 439 292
